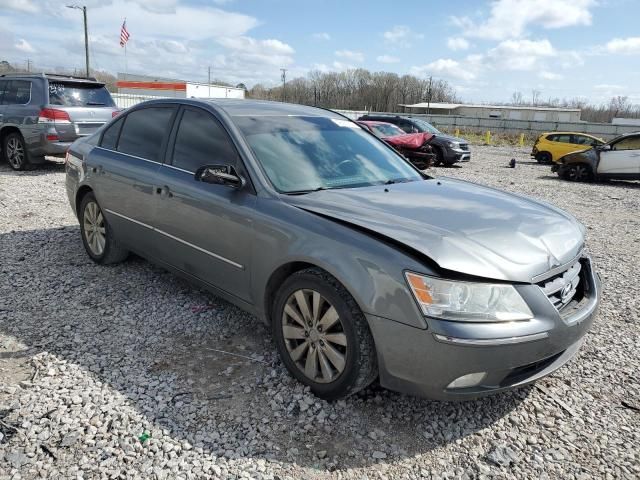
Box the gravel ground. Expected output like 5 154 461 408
0 146 638 479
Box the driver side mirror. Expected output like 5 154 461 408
596 144 611 151
195 164 245 189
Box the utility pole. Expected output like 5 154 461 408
67 5 90 77
427 75 433 115
280 68 287 102
208 66 211 97
26 59 32 72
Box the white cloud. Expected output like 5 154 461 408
594 84 625 91
604 37 640 54
411 59 476 81
312 32 331 40
332 61 356 71
451 0 596 40
14 38 35 53
0 0 39 12
486 39 555 71
383 25 424 47
538 71 563 80
335 50 364 62
376 55 400 64
447 37 469 51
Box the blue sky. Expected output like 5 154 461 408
1 0 639 104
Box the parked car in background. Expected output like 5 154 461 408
0 73 118 170
532 132 605 164
357 120 435 169
554 132 640 182
357 114 470 166
66 99 599 401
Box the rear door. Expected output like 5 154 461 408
0 80 9 126
152 105 256 302
550 133 577 158
47 80 117 141
598 135 640 175
90 105 177 255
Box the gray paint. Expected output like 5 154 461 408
65 98 601 399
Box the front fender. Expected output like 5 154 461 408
249 198 431 330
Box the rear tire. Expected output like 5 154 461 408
3 132 31 171
272 268 377 400
79 192 129 264
536 152 552 164
433 147 444 167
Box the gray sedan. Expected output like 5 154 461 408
65 99 600 400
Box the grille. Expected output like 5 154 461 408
459 143 470 151
537 260 583 312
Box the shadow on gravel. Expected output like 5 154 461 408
0 225 529 470
537 174 640 189
0 160 65 176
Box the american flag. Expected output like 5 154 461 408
120 20 130 47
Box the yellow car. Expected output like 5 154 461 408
531 132 605 164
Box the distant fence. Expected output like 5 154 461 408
334 110 639 139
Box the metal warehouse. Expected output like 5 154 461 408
116 73 245 99
400 102 581 122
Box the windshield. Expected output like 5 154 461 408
371 123 404 137
48 82 115 107
410 118 441 134
235 115 423 193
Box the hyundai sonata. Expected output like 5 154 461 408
65 99 600 400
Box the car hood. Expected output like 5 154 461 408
285 178 585 282
434 134 466 143
384 132 434 149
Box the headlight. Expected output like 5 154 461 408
447 141 459 148
405 272 533 322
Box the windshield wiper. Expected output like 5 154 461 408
284 186 330 195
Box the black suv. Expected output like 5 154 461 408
358 114 470 166
0 73 118 170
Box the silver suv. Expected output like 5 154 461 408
0 73 118 170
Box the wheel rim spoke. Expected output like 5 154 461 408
304 345 318 379
317 306 339 331
312 291 321 323
284 304 306 328
283 325 306 340
289 341 309 362
294 290 312 323
323 333 347 347
320 342 345 372
317 348 334 382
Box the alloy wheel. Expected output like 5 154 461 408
281 289 348 383
569 164 590 182
6 137 25 169
83 201 106 256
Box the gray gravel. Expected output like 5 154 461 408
0 147 639 479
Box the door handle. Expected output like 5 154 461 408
91 165 104 175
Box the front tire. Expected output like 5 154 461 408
3 132 31 171
79 192 129 264
567 164 592 182
272 268 377 400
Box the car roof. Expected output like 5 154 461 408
544 132 600 137
200 98 345 118
0 72 102 85
358 120 398 127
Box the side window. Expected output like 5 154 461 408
100 117 124 150
172 108 239 173
398 121 413 133
545 134 557 142
572 135 591 145
554 134 572 144
117 107 174 162
611 136 640 151
2 80 31 105
0 80 9 104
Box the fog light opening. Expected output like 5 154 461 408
447 372 488 389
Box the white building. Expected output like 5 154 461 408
399 102 581 122
116 73 245 99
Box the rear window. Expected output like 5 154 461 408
48 82 115 107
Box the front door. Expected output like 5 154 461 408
598 135 640 175
152 106 256 303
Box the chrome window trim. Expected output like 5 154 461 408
433 331 549 346
94 146 161 165
163 164 194 175
104 208 243 270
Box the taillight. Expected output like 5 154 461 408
46 134 60 141
64 151 70 165
38 108 71 123
112 110 121 118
